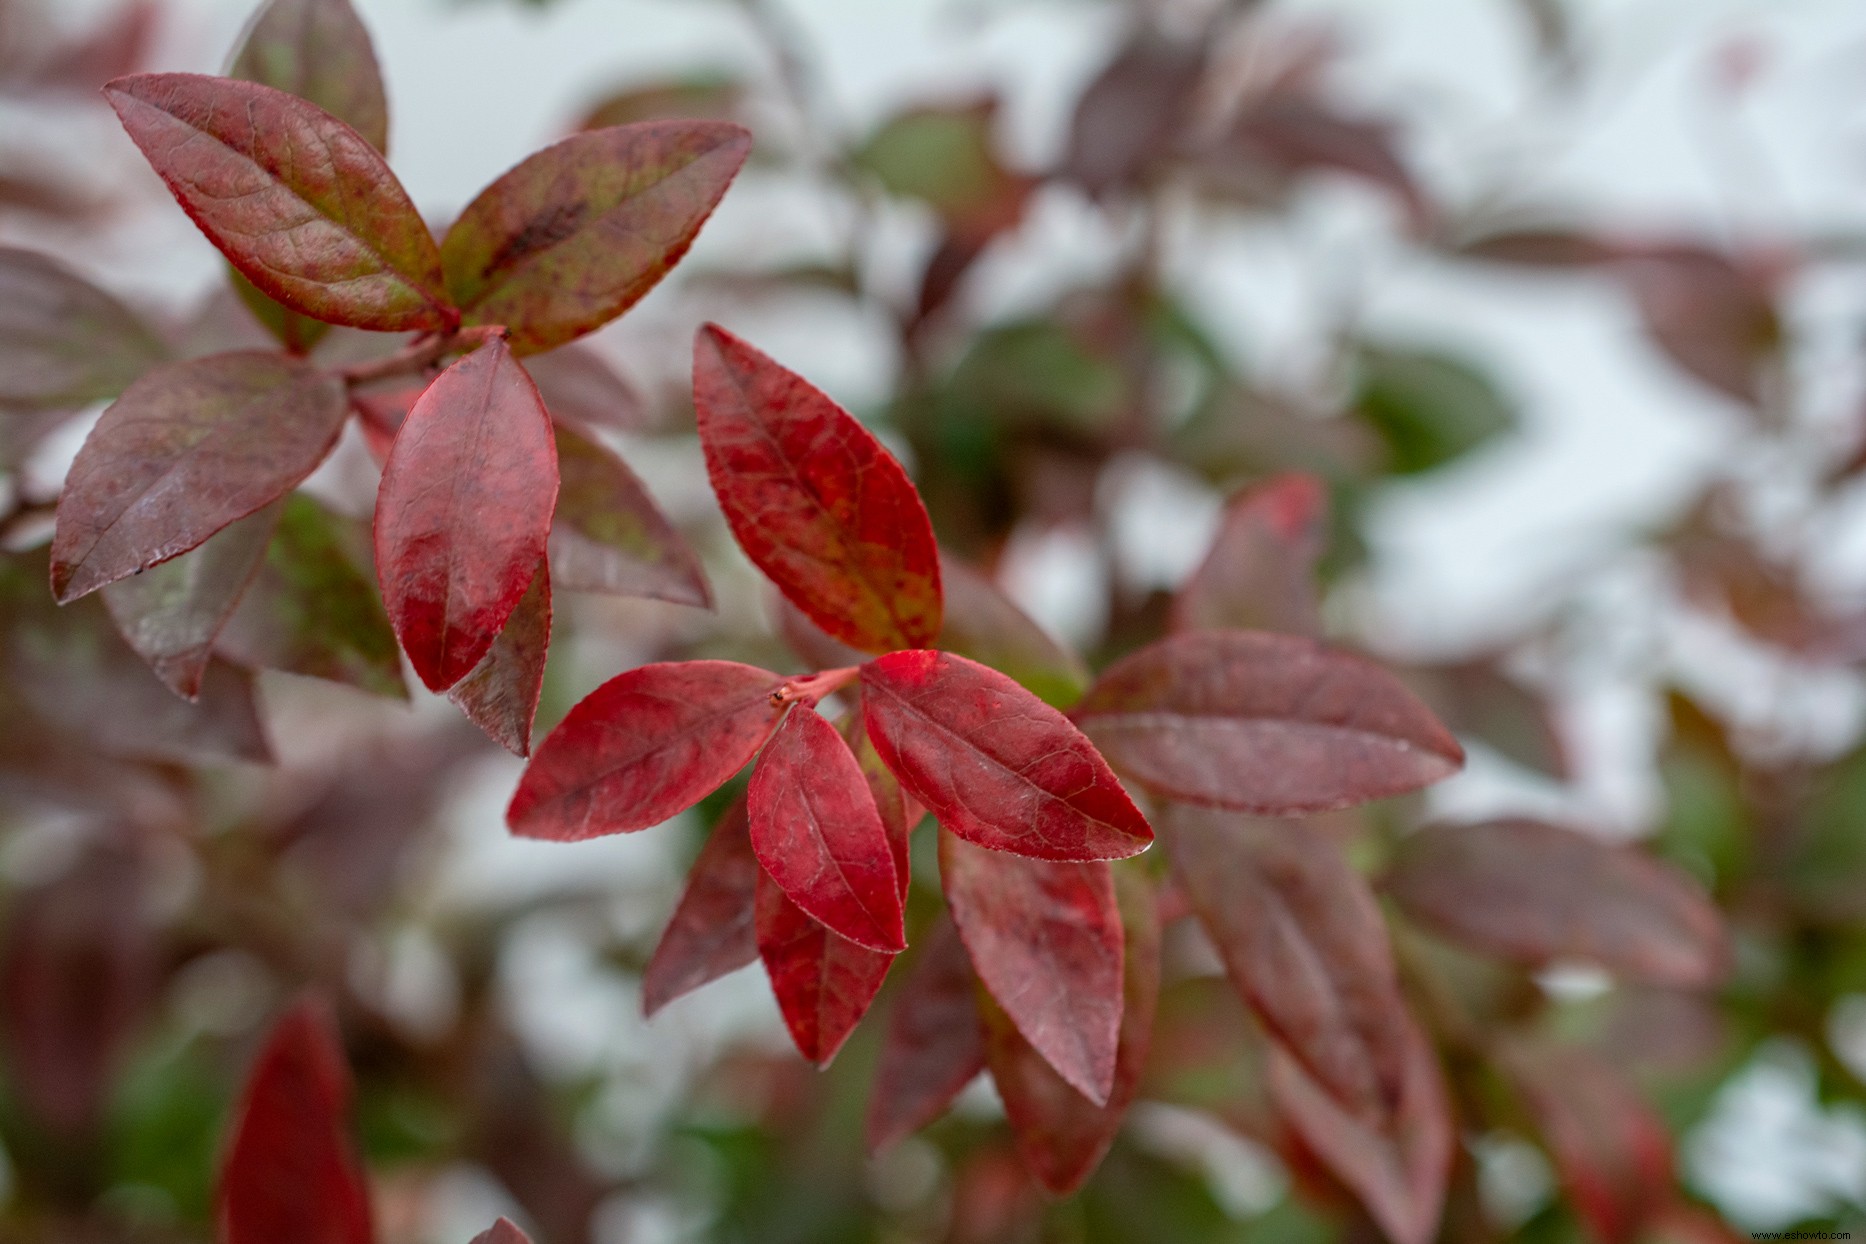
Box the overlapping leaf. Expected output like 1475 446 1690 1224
939 556 1088 707
755 870 894 1066
1074 630 1463 813
0 246 167 412
550 422 708 605
229 0 388 153
866 916 986 1154
442 122 750 353
862 649 1151 860
694 325 943 652
448 562 551 757
1171 472 1326 636
643 800 760 1016
104 73 450 331
525 343 648 435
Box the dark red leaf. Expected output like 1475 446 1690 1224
643 799 760 1016
103 500 281 699
549 422 709 606
940 831 1123 1104
51 351 347 602
1617 246 1780 407
1073 630 1463 814
229 0 389 154
508 660 785 841
469 1220 533 1244
748 707 905 952
1407 658 1570 779
844 706 916 896
1064 35 1206 196
866 915 986 1154
755 869 894 1066
217 998 372 1244
1172 472 1326 636
374 339 558 691
939 556 1088 708
448 561 551 757
524 343 648 435
576 75 745 130
693 324 943 652
1220 96 1426 224
350 386 420 462
0 246 167 412
1383 819 1730 987
862 650 1151 861
981 865 1159 1196
1455 229 1625 268
1269 1011 1452 1244
104 73 450 332
442 122 750 353
1163 803 1409 1123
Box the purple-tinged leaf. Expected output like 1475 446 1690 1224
940 831 1123 1105
549 422 709 606
1064 35 1205 196
862 649 1152 861
756 869 894 1066
1074 630 1463 814
508 660 785 841
448 561 551 757
1171 472 1326 636
694 325 943 652
442 122 751 353
51 351 347 602
866 916 985 1154
469 1220 533 1244
104 73 450 332
525 343 648 435
229 0 389 154
1618 246 1780 408
0 246 167 412
643 800 760 1016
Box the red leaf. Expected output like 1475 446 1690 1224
866 916 986 1154
940 831 1123 1104
1269 1011 1452 1244
1163 803 1409 1123
1618 246 1780 408
755 869 894 1066
1073 630 1463 814
748 707 905 952
0 245 168 412
217 998 372 1244
374 339 558 691
693 325 943 653
550 422 709 606
104 74 450 332
1171 472 1326 636
642 799 760 1016
1383 819 1730 987
524 343 648 435
861 650 1151 861
1063 35 1206 196
939 556 1088 708
230 0 389 154
442 122 750 354
103 500 281 699
508 660 785 841
51 351 347 601
981 865 1159 1196
844 706 916 896
469 1220 533 1244
448 561 551 757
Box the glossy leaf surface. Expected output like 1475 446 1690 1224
509 660 784 840
748 707 905 952
1384 819 1729 986
549 422 709 606
642 800 760 1016
442 122 750 353
1171 472 1326 636
862 650 1151 861
755 870 893 1066
105 74 449 331
694 325 943 652
448 561 551 757
374 339 558 691
866 916 985 1154
229 0 388 153
941 831 1123 1104
0 246 167 412
51 351 346 602
1074 630 1463 813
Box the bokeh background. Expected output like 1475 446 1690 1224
4 0 1866 1240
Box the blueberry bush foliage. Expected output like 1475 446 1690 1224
0 0 1852 1241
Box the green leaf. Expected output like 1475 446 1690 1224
1352 345 1515 474
229 0 390 153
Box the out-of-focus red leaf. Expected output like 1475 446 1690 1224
643 799 760 1016
508 660 785 840
217 493 406 699
51 351 347 602
755 869 894 1066
1171 472 1327 636
693 325 943 652
866 915 986 1154
1500 1041 1674 1244
525 343 649 435
576 75 745 130
981 865 1159 1196
442 122 750 354
103 500 280 699
844 706 917 894
0 246 168 412
104 73 450 332
229 0 389 154
748 707 905 952
1269 1011 1452 1244
1218 96 1425 223
350 385 420 463
1073 630 1463 813
218 998 372 1244
469 1220 533 1244
939 556 1089 708
549 422 709 606
862 650 1150 860
1617 246 1780 408
448 561 551 757
0 842 156 1136
940 831 1123 1104
1064 35 1206 196
1455 228 1624 268
1406 658 1569 779
1383 819 1729 987
1163 804 1409 1123
374 339 558 691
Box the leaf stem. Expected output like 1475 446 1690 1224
338 324 507 388
770 665 860 708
